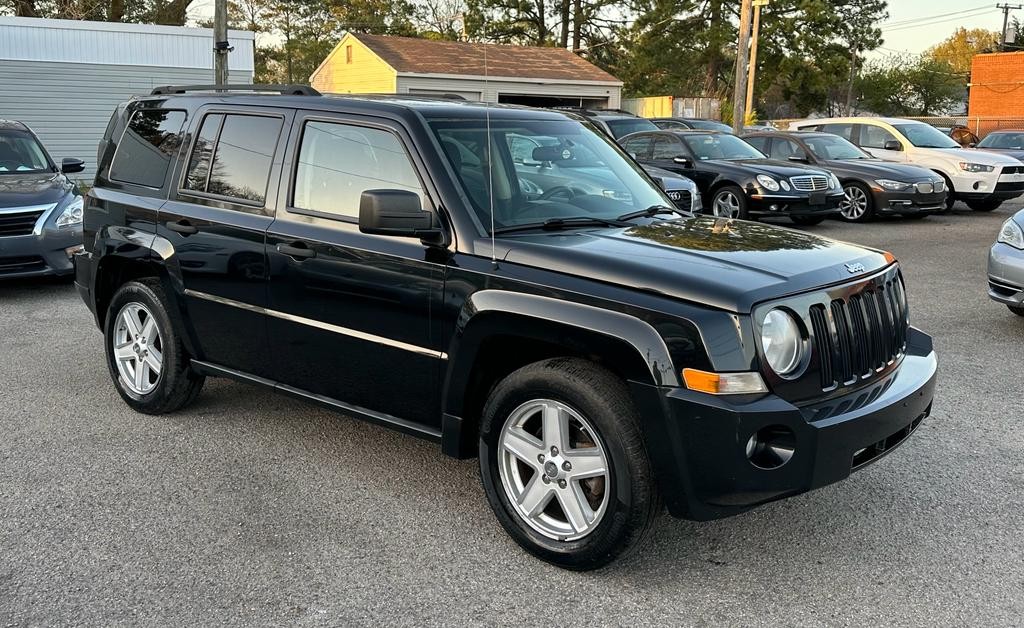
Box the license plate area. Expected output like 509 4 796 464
809 191 826 205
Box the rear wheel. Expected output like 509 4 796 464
938 173 955 210
711 185 749 220
790 215 826 226
966 198 1003 212
104 279 204 414
478 358 659 570
838 182 874 222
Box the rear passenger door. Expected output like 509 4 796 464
158 106 293 377
857 123 907 162
264 111 445 428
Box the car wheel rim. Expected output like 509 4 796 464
113 302 163 395
713 191 740 217
497 399 610 542
840 186 867 219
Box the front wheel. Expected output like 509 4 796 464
966 198 1003 212
479 358 659 570
790 215 826 226
838 182 874 222
104 279 204 414
711 185 749 219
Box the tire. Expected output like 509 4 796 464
104 278 205 414
790 215 826 226
966 198 1003 212
1009 305 1024 317
937 173 955 210
710 185 750 220
838 182 874 222
478 358 659 570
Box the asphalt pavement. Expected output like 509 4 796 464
1 204 1023 626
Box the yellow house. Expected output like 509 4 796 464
310 33 623 109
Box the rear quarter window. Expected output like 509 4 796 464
182 113 283 206
109 109 187 188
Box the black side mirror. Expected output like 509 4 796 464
883 139 902 151
788 155 809 163
61 157 85 174
968 142 977 148
672 155 692 167
359 189 439 240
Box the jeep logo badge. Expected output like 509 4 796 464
845 262 866 274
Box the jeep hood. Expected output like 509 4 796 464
499 217 890 312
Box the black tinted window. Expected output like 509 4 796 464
652 135 682 160
110 109 186 188
620 135 652 159
293 121 424 219
745 136 768 152
183 113 281 204
821 123 855 141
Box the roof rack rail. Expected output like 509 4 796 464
150 84 321 96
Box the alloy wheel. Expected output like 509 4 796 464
712 191 741 218
497 399 610 541
112 302 163 395
839 185 868 220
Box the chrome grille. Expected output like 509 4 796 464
790 175 829 191
810 275 909 390
0 209 45 237
914 182 934 194
666 189 691 210
1002 165 1024 175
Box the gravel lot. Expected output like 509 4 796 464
2 204 1023 627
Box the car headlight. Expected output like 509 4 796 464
827 173 840 190
997 218 1024 249
756 174 780 191
779 179 791 191
761 309 803 376
875 179 913 191
958 162 995 173
55 196 84 228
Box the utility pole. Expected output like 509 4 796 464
213 0 229 86
844 44 860 115
998 3 1022 51
732 0 754 134
744 0 768 116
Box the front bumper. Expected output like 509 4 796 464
988 242 1024 307
952 169 1024 201
0 225 82 278
872 189 944 215
748 191 844 216
633 326 936 521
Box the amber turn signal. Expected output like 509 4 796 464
681 368 768 395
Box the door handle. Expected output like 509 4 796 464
166 220 198 235
276 242 316 260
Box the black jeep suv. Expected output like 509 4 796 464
76 86 937 570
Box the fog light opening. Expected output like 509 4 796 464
746 425 796 470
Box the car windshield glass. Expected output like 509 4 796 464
681 133 765 160
0 129 51 174
978 132 1024 149
429 117 670 234
686 119 733 133
803 134 872 160
604 118 658 138
893 123 959 148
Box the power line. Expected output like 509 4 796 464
882 4 994 28
882 8 998 33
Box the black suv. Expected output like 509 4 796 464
76 86 937 570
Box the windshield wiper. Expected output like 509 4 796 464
492 216 630 235
617 204 692 222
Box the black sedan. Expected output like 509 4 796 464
744 131 946 222
650 117 733 133
619 130 843 225
972 129 1024 161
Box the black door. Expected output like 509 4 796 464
649 134 716 196
265 112 445 428
157 107 292 377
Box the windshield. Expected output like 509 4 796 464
686 119 733 133
604 118 658 139
893 123 960 149
429 117 670 233
0 129 52 174
977 132 1024 149
803 134 872 160
681 133 765 160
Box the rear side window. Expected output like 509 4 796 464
292 120 424 219
860 124 899 149
183 113 282 205
651 135 683 160
745 136 768 152
620 135 652 159
109 109 186 188
821 123 855 141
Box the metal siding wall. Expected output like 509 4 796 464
0 60 251 182
396 76 620 107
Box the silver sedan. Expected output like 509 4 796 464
989 209 1024 317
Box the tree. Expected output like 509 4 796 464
856 54 965 116
925 27 1000 75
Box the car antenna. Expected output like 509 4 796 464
483 27 498 270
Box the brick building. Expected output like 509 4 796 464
968 51 1024 132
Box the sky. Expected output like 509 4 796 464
870 0 1013 58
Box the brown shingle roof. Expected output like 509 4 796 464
353 33 620 84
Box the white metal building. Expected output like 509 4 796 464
0 16 254 181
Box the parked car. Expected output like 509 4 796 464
744 131 946 222
743 125 777 133
971 130 1024 161
988 209 1024 317
0 119 85 278
933 124 979 148
77 86 937 570
620 129 843 224
554 108 659 139
789 117 1024 211
650 118 734 133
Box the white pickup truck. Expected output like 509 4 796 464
789 117 1024 211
